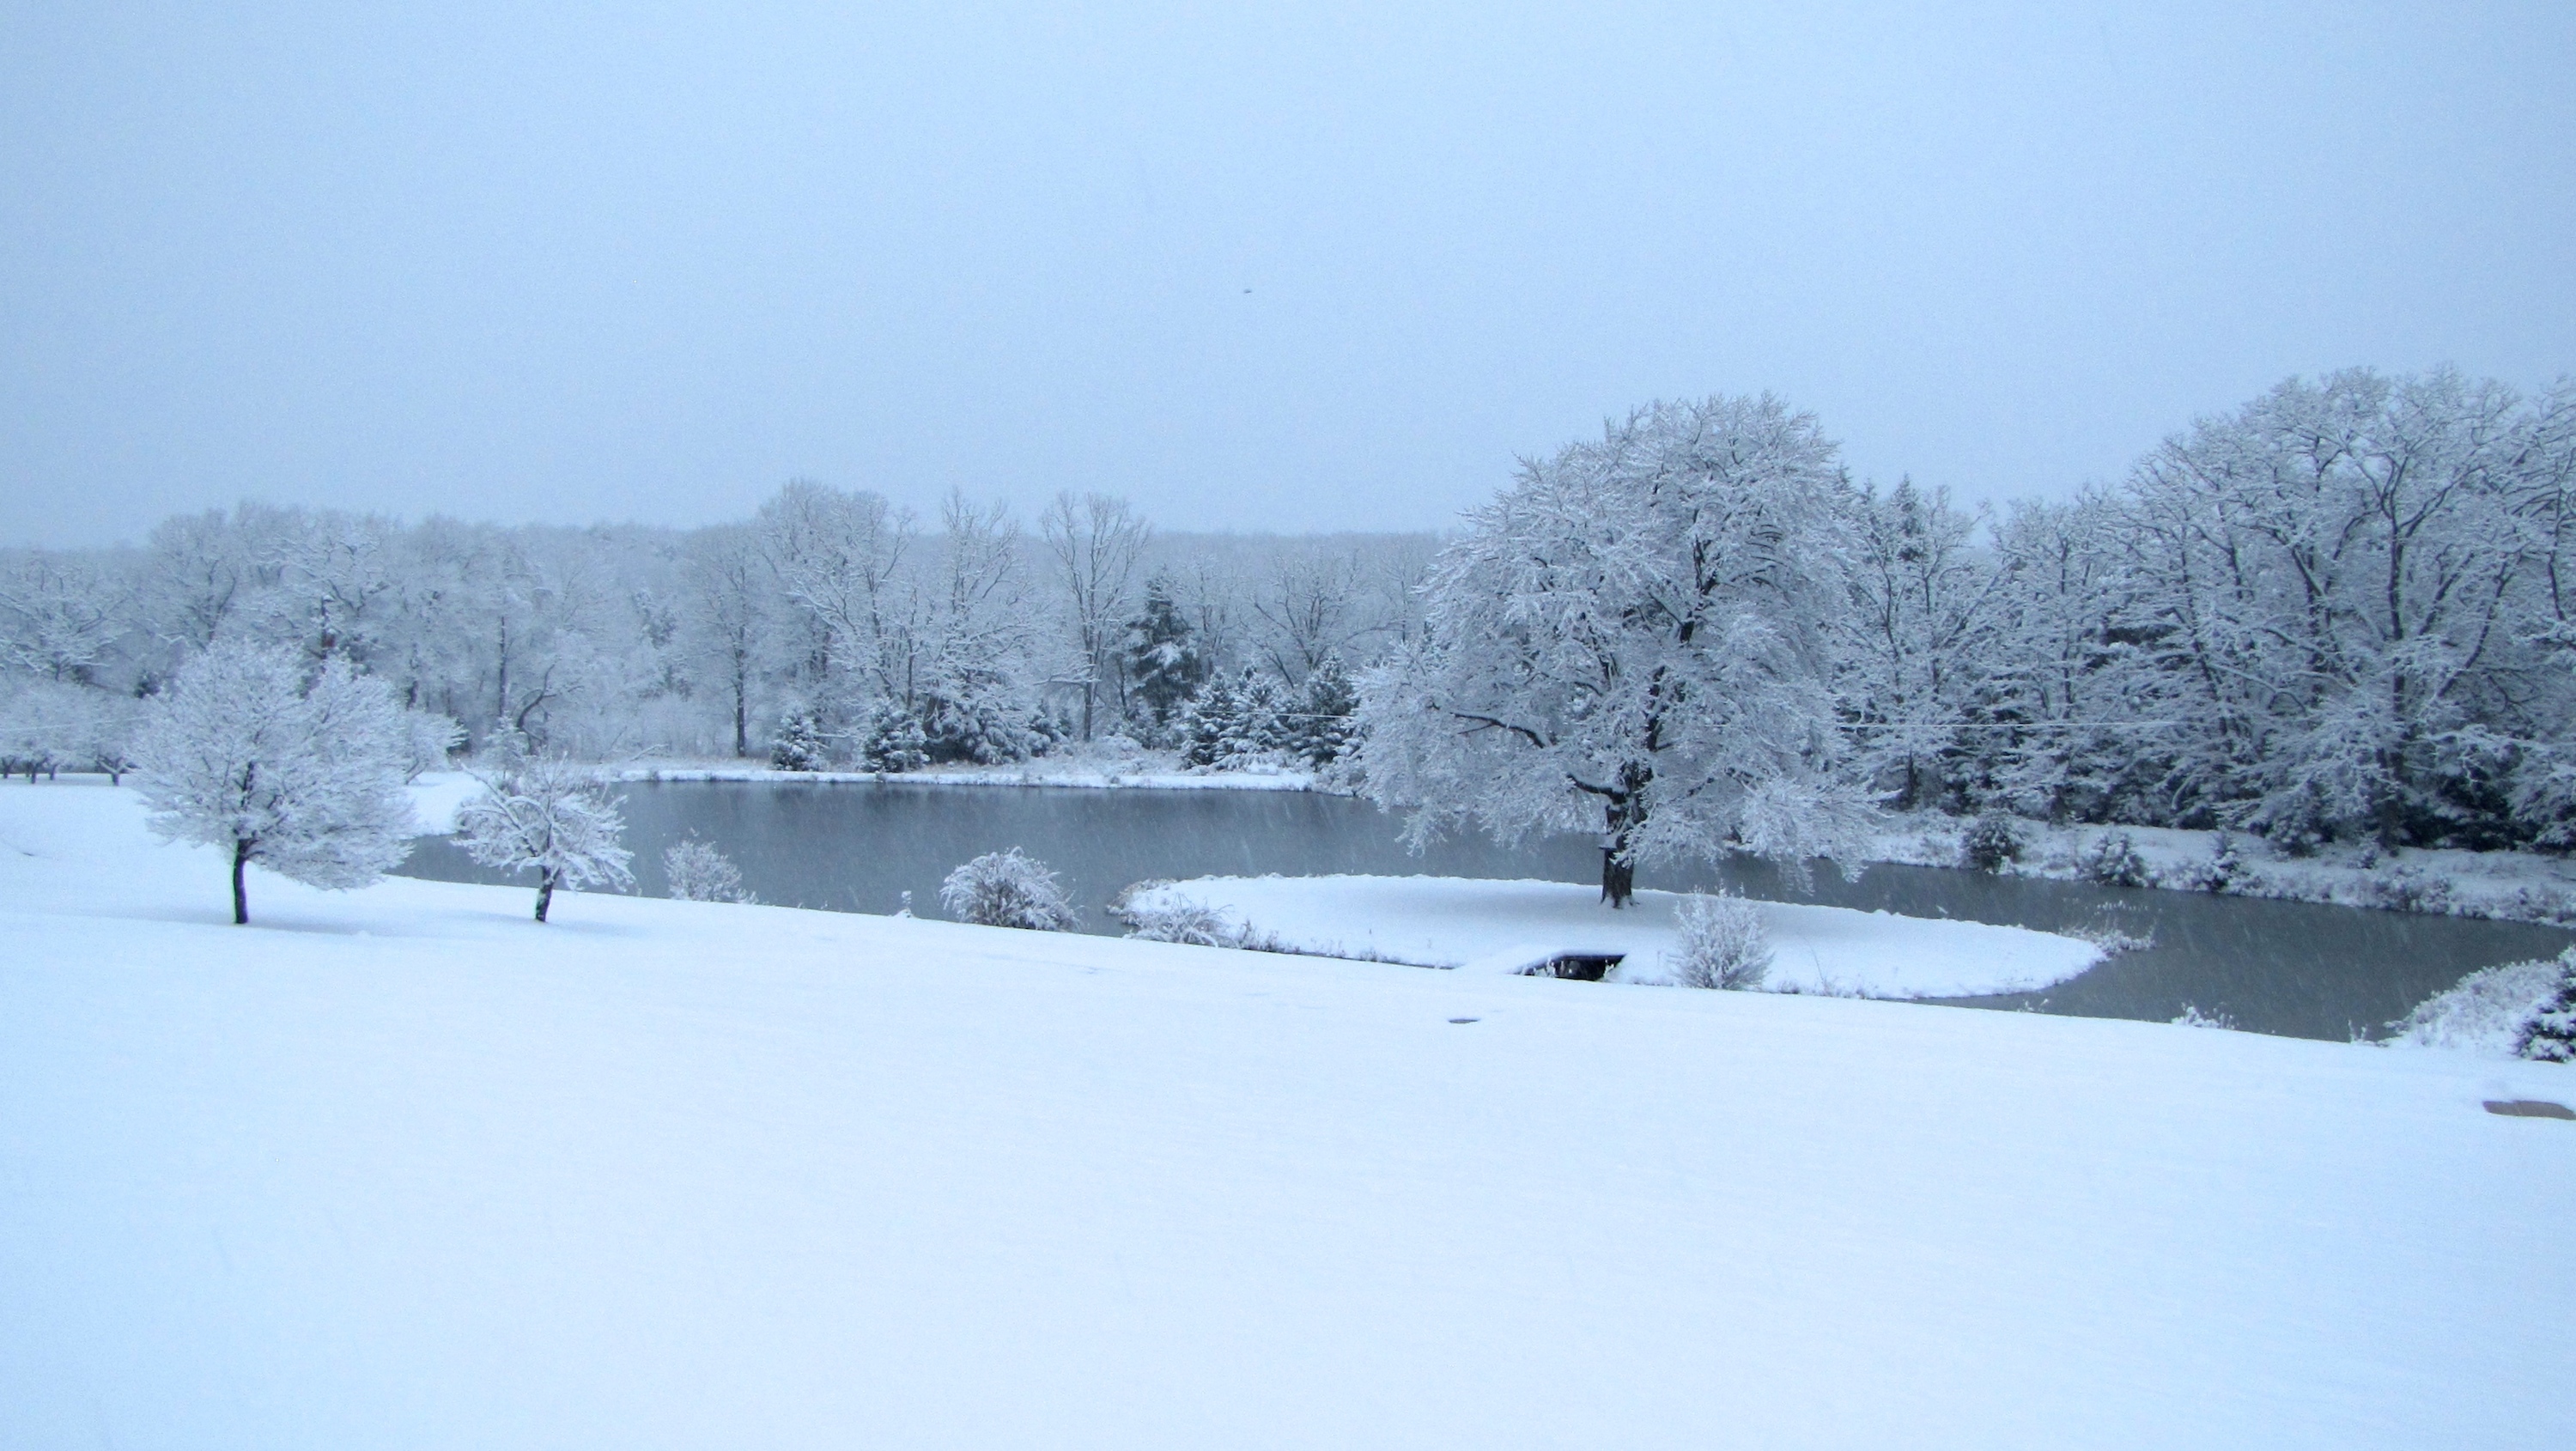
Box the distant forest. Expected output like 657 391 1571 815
6 366 2574 852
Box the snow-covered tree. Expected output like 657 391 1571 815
855 698 930 773
131 640 418 924
2512 957 2576 1062
1122 574 1206 737
0 677 137 781
0 549 126 684
1041 491 1150 738
1286 653 1358 768
939 847 1080 931
1843 479 2001 810
770 709 830 770
453 746 634 922
1360 394 1870 906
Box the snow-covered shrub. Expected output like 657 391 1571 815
2167 833 2256 894
662 838 754 904
1123 899 1233 946
2513 955 2576 1061
131 640 418 925
2388 950 2573 1054
2360 866 2454 915
939 847 1081 931
2172 1004 2239 1030
455 751 635 923
769 710 831 771
1668 889 1773 990
2077 829 2152 888
1959 811 2024 872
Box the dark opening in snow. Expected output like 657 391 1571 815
1531 952 1624 982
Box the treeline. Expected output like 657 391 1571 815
1842 368 2576 849
0 485 1431 773
7 366 2575 851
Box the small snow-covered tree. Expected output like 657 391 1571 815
662 837 753 903
855 698 929 773
2514 957 2576 1062
131 639 418 924
1178 671 1241 768
1287 654 1359 768
939 847 1081 931
770 708 830 771
1361 394 1871 906
454 749 635 922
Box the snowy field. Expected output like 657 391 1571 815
5 780 2573 1450
1120 873 2105 997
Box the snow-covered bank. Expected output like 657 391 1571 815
1119 874 2105 999
7 780 2571 1449
1871 810 2576 927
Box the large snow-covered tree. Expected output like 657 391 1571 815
131 639 418 924
1360 394 1869 906
453 746 635 923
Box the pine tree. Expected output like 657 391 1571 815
1289 654 1358 768
131 639 417 924
769 709 831 771
2514 960 2576 1062
1179 671 1239 768
1123 574 1206 738
856 699 930 773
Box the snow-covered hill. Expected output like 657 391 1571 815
3 780 2571 1449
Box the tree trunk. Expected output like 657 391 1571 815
1600 847 1636 908
1600 793 1643 908
231 839 250 925
535 867 557 923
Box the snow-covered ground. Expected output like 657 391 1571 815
5 780 2573 1448
1119 874 2105 998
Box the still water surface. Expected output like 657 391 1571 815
398 780 2572 1041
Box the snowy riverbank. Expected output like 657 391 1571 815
4 780 2573 1448
1118 874 2105 998
1871 810 2576 927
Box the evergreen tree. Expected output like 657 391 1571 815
1123 574 1206 737
855 699 930 773
1178 671 1238 768
2514 960 2576 1062
769 709 830 771
1289 654 1358 768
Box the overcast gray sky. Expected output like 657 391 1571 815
4 1 2570 545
